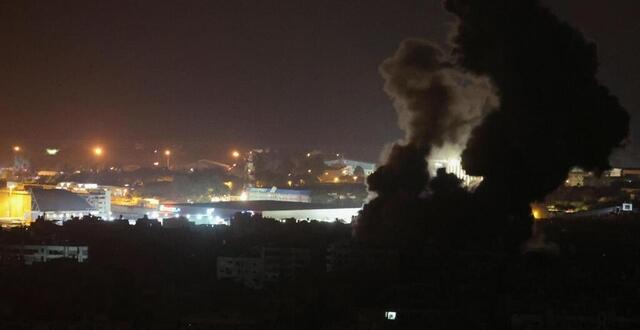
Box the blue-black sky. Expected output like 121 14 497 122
1 0 638 164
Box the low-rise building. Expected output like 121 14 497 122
262 247 311 282
216 247 311 288
217 256 264 289
0 244 88 265
326 241 399 273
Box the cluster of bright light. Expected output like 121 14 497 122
178 210 228 225
10 146 63 155
46 211 100 220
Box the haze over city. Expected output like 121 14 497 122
1 0 639 166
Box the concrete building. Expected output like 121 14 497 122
217 247 311 289
82 189 111 220
217 256 264 289
326 241 399 273
0 244 88 265
57 182 112 219
262 247 311 282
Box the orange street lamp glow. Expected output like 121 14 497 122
164 150 171 156
12 146 20 152
231 150 240 158
93 147 103 156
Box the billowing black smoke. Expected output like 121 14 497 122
357 0 629 249
448 0 629 208
358 39 497 243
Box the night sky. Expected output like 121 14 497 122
1 0 638 165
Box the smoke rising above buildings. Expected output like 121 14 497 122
448 0 629 209
368 39 497 199
358 0 629 249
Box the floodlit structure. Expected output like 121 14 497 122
429 158 483 188
56 183 113 219
0 187 32 226
30 188 97 220
170 200 360 224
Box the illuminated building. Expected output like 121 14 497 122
83 189 112 220
429 158 483 188
30 188 97 220
56 182 112 220
169 200 360 224
0 187 32 226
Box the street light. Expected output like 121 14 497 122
6 181 17 219
46 148 59 155
164 150 171 168
92 147 104 173
11 146 21 172
231 150 240 158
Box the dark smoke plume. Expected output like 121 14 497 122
357 0 629 249
358 39 497 243
448 0 629 215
